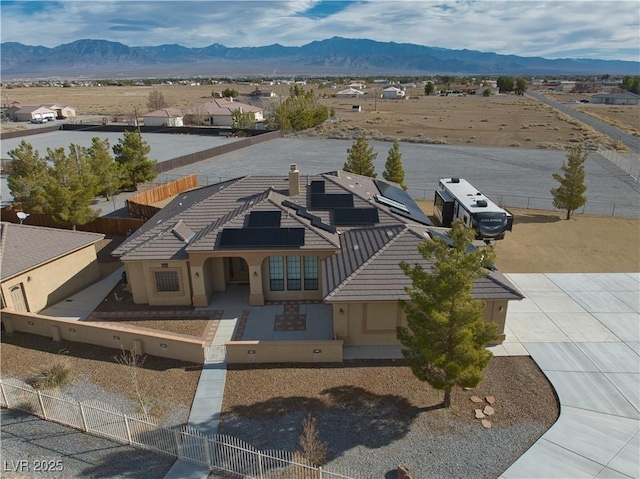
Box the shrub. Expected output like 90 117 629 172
29 361 73 389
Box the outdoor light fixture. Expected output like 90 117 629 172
339 308 344 315
499 306 505 313
69 328 76 333
113 335 120 340
313 349 322 354
160 344 167 348
253 271 258 277
195 272 200 278
27 321 34 325
247 350 256 354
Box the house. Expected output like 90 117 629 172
592 92 639 105
250 89 278 98
381 87 406 99
335 88 365 98
112 168 523 345
8 105 58 122
0 222 104 313
7 104 75 121
184 99 264 126
142 108 185 127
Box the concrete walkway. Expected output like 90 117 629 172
500 273 639 479
39 266 123 320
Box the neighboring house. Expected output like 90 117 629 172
592 92 639 105
41 104 76 119
250 89 278 98
112 168 523 346
0 223 104 313
381 87 406 99
8 105 58 122
336 88 365 98
475 86 499 96
184 99 264 126
143 108 185 127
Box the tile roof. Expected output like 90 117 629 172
143 108 184 118
0 222 103 280
323 225 523 303
186 99 263 116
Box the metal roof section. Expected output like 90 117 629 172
374 179 434 226
0 222 104 280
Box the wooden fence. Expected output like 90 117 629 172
126 173 198 220
0 377 365 479
0 208 145 237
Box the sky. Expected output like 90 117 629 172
1 0 639 62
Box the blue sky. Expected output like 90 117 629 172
1 1 638 61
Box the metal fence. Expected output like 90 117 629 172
597 146 640 181
0 377 364 479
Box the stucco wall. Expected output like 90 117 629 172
226 340 343 364
333 299 508 346
1 244 101 313
125 260 192 306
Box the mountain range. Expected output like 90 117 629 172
2 37 637 79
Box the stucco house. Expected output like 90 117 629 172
143 108 185 127
184 99 264 126
381 87 406 99
336 88 365 98
0 223 103 313
8 105 57 122
112 168 522 346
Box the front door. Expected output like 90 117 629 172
9 284 28 312
227 258 249 283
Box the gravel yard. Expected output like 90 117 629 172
219 357 558 478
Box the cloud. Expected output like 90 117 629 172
0 0 637 61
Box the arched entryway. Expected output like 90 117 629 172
226 257 249 284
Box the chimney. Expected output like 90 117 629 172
289 164 300 196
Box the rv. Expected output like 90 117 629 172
434 178 513 242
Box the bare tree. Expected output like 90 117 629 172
147 89 168 111
297 413 328 466
187 103 208 126
115 345 153 415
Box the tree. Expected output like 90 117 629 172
514 77 528 95
397 221 498 408
271 86 328 131
496 76 514 93
87 137 121 200
551 143 588 220
621 76 640 94
296 413 328 466
382 140 406 189
7 140 49 212
221 88 238 98
113 131 157 190
146 89 168 111
424 82 435 96
231 109 256 129
343 137 377 177
44 144 100 229
482 88 492 97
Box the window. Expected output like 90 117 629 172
269 256 284 291
154 270 180 292
304 256 318 290
287 256 301 290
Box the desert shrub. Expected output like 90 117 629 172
28 361 73 389
510 142 521 147
297 414 328 466
525 137 533 141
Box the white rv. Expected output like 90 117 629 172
434 178 513 241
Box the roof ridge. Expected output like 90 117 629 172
326 224 408 299
485 270 525 300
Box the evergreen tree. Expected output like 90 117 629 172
343 137 377 177
7 140 49 212
147 89 168 111
231 109 256 129
44 145 100 229
271 87 328 131
382 140 406 189
113 131 157 190
397 221 498 408
496 76 514 93
88 137 121 200
424 82 435 96
551 143 588 220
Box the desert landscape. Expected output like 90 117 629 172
3 84 635 151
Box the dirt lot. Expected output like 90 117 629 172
2 85 627 150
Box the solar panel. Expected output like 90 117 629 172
219 228 305 248
282 200 337 234
247 210 281 228
310 180 325 194
310 193 354 209
334 208 380 225
428 229 477 253
375 179 433 226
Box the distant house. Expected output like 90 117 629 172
475 86 499 96
184 99 264 126
381 87 406 99
336 88 365 98
8 105 57 122
7 104 75 121
143 108 185 127
0 222 103 313
111 168 523 346
592 92 639 105
250 89 278 98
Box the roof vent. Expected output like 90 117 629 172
451 177 460 183
476 200 488 207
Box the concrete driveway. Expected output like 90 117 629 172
497 273 639 479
